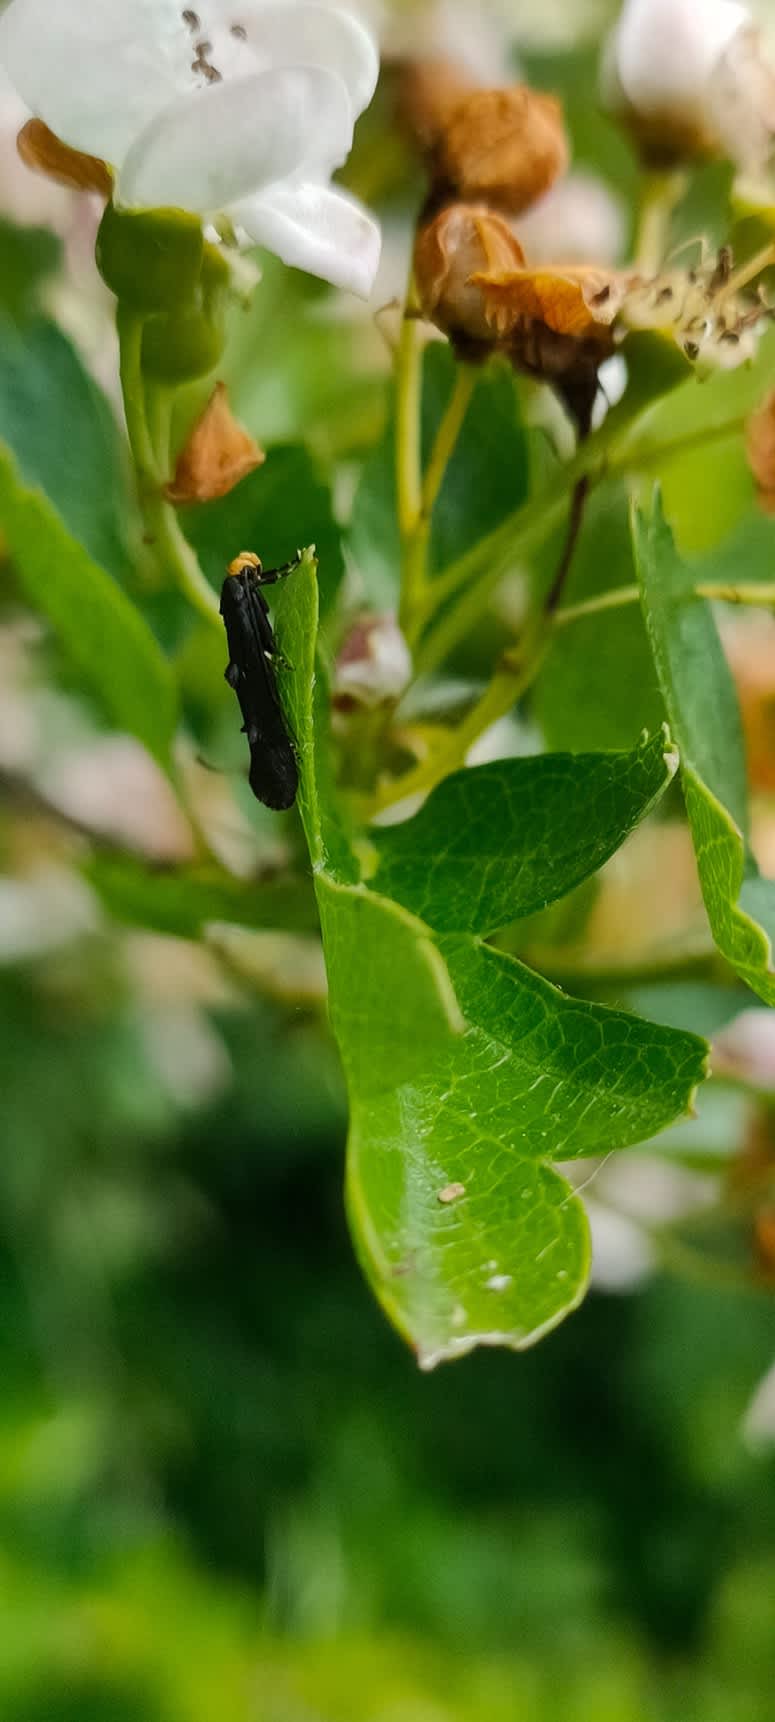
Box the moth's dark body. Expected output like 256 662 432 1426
219 561 299 811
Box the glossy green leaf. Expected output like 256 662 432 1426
184 443 345 616
368 727 677 935
0 313 137 580
272 550 707 1365
349 345 528 605
634 494 775 1005
0 443 177 765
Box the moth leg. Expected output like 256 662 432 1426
254 552 303 588
265 647 294 672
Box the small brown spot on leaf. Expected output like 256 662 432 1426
437 1182 466 1204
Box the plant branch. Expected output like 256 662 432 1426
370 632 548 816
117 309 220 628
634 169 687 273
395 281 423 542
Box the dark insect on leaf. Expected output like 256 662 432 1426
219 550 300 811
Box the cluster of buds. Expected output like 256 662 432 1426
407 62 775 434
403 59 612 432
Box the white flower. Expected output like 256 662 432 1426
0 0 381 296
603 0 775 172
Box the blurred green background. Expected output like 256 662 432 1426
1 0 775 1716
2 955 775 1721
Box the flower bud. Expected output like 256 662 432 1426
397 57 478 156
138 240 230 382
96 201 205 312
334 614 412 712
414 202 525 349
166 383 265 505
141 305 226 382
603 0 775 172
433 85 569 215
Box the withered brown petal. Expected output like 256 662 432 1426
17 118 113 197
166 382 265 506
471 264 625 340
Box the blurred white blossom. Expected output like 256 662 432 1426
0 0 381 295
381 0 518 84
603 0 775 173
514 170 627 267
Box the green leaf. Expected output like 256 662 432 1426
368 727 678 935
349 345 528 605
330 888 706 1368
273 549 707 1365
0 215 62 321
535 485 665 751
183 443 345 617
633 494 775 1005
0 313 137 580
0 443 177 765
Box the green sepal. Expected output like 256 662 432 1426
96 202 205 312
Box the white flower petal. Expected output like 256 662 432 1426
119 66 353 213
234 179 381 294
0 0 192 164
614 0 749 121
224 1 379 116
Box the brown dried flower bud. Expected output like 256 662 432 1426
746 389 775 513
434 85 569 215
396 57 479 156
414 203 525 350
17 118 113 198
166 383 265 506
472 262 626 432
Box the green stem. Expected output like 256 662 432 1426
395 283 423 542
117 306 159 485
370 632 548 815
414 492 568 680
634 169 688 273
401 364 478 648
421 364 477 520
145 382 174 481
695 581 775 606
554 580 775 630
142 489 221 626
117 306 219 628
414 398 753 678
553 585 641 628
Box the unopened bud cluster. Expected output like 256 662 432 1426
407 45 775 430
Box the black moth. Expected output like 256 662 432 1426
220 551 300 811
